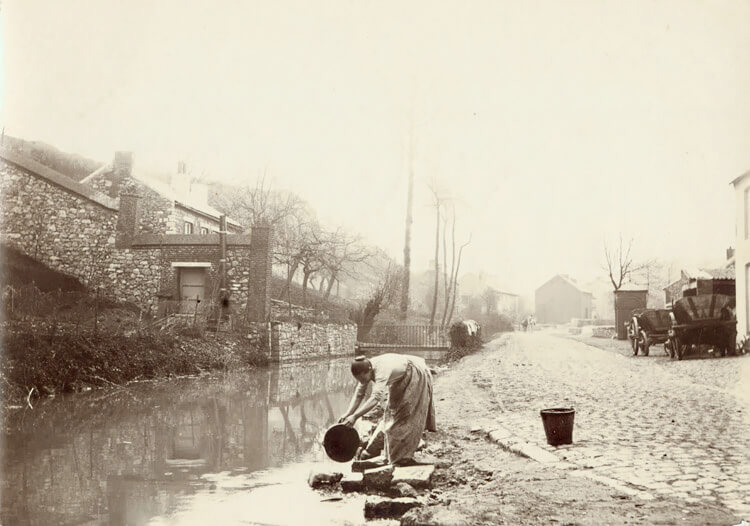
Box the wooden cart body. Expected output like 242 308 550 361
668 294 736 360
627 308 673 356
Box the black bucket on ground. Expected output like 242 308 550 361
323 424 360 462
540 408 575 446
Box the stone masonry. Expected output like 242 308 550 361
269 321 357 362
0 149 271 320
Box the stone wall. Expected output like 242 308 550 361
0 158 120 288
270 298 329 321
269 321 357 362
88 171 175 235
0 155 271 320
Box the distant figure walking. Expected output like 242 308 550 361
339 354 436 466
521 318 528 331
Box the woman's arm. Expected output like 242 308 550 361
340 389 365 420
351 395 379 420
341 394 379 427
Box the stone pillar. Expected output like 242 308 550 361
247 225 272 322
115 191 141 248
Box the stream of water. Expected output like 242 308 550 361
1 350 443 525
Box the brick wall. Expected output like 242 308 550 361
247 226 272 322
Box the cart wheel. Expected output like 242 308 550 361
629 321 639 356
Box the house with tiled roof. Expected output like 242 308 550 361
535 274 593 324
82 153 243 236
0 148 271 321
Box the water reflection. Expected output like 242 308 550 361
1 358 358 526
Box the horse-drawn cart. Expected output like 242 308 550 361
627 308 673 356
667 294 736 360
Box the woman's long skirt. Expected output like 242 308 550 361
383 357 436 464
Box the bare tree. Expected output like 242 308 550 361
603 235 648 291
317 228 371 300
297 222 326 304
212 173 304 229
446 233 471 326
440 205 454 327
349 262 402 341
274 209 317 308
399 125 415 320
428 183 443 327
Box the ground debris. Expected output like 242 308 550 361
363 464 395 489
400 506 471 526
364 496 421 519
395 482 419 498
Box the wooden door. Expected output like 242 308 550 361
179 268 206 312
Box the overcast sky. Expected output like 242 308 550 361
2 0 749 297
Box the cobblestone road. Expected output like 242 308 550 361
480 331 750 518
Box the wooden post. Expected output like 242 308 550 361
94 287 99 337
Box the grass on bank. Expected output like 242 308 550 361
1 327 268 405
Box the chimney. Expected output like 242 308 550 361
116 190 141 248
111 151 134 198
727 247 735 260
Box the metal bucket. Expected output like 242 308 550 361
540 407 575 446
323 424 360 462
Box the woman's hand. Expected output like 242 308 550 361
341 414 357 427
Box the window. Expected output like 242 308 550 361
183 221 194 234
200 227 209 235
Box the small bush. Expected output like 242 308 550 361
449 320 483 349
441 320 483 364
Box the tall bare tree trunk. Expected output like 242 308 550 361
429 202 440 327
324 272 337 299
399 130 415 320
440 208 456 327
447 234 471 326
282 262 299 298
301 271 312 304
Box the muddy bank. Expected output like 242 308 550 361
1 327 267 405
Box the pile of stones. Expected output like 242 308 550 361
308 453 450 521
